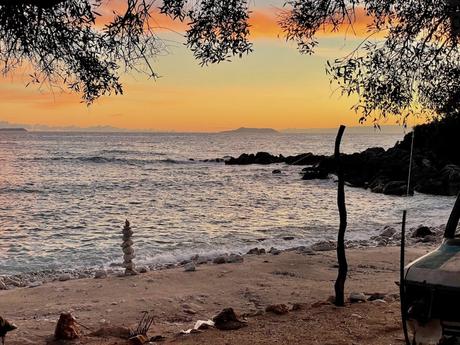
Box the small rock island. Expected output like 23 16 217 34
0 128 28 132
219 127 279 134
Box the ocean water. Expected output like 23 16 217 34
0 131 456 275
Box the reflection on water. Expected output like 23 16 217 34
0 131 455 274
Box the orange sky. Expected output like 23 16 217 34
0 4 394 132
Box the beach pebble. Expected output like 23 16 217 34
420 235 437 243
184 262 196 272
311 241 335 252
196 256 209 265
28 281 42 288
94 270 107 279
265 304 289 315
58 274 72 282
183 308 197 315
227 254 244 263
349 292 367 303
368 293 386 301
291 303 308 311
283 236 295 241
379 226 397 238
138 266 148 273
372 299 388 304
150 335 167 342
247 248 265 255
272 169 282 174
213 256 227 265
3 276 23 287
268 247 281 255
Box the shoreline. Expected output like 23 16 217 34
1 245 436 344
0 223 444 291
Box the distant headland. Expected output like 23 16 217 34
0 128 28 132
219 127 279 134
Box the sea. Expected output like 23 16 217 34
0 130 456 275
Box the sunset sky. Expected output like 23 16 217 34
0 1 395 132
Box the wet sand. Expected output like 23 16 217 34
0 245 435 344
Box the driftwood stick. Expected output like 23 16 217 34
444 192 460 239
334 125 348 307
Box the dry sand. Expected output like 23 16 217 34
0 245 435 345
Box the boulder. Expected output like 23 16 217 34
254 152 281 165
379 226 397 238
442 164 460 195
302 167 328 180
54 313 79 340
184 262 196 272
227 254 244 263
247 248 265 255
58 273 72 282
383 181 409 196
272 169 282 174
349 292 367 303
213 308 247 330
368 293 387 301
213 256 227 265
412 226 434 238
94 270 108 279
311 241 335 252
268 247 281 255
415 178 447 195
285 153 325 166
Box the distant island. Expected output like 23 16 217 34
219 127 279 134
0 128 28 132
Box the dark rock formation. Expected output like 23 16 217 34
223 117 460 196
225 152 325 166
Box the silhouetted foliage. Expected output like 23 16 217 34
161 0 252 65
2 0 460 122
0 0 252 102
279 0 460 124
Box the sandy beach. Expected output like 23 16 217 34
0 245 435 345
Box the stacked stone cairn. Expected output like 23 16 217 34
122 219 137 276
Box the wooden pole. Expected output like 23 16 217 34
444 192 460 239
334 125 348 307
400 210 411 345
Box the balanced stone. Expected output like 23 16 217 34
121 220 137 276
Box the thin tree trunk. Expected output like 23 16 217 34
334 125 348 307
444 192 460 239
